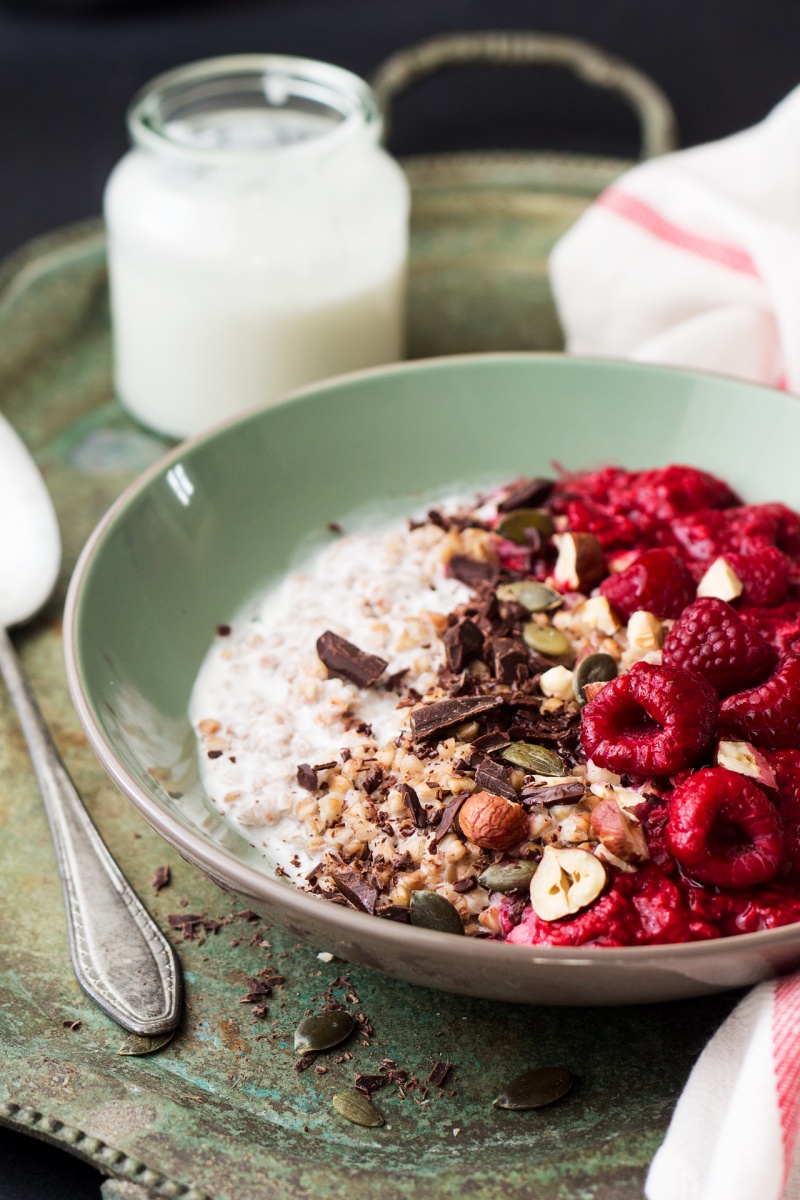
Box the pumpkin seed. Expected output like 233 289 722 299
496 581 563 613
409 890 464 935
332 1088 384 1127
494 1066 574 1110
479 861 538 892
495 508 555 545
294 1009 355 1054
522 623 570 658
117 1031 175 1056
501 743 566 776
573 652 618 704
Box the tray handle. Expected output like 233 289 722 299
372 30 678 160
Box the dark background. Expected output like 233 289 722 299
1 0 798 1195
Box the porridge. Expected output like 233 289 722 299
191 465 800 946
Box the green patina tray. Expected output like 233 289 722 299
0 219 741 1200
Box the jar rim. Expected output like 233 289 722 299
127 54 382 162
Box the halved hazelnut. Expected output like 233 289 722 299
553 533 607 591
626 610 663 653
458 790 529 851
539 665 575 701
590 798 649 864
697 557 743 602
714 739 777 789
530 846 606 921
577 596 621 635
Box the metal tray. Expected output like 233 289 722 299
0 47 732 1200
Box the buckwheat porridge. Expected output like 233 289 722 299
191 466 800 947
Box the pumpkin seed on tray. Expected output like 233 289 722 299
294 1009 355 1054
332 1089 384 1127
494 1066 574 1110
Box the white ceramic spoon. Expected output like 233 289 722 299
0 412 181 1036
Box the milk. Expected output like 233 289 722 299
104 60 410 438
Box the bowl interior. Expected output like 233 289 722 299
69 354 800 891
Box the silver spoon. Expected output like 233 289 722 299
0 411 181 1036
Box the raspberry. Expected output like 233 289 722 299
720 655 800 749
723 546 791 606
564 497 645 552
662 597 778 697
667 767 783 888
581 661 718 777
624 465 739 521
503 864 710 947
766 750 800 877
738 601 800 656
600 548 696 622
672 503 800 565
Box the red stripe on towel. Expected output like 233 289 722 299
773 975 800 1188
597 188 761 279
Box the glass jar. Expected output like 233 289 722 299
104 55 410 438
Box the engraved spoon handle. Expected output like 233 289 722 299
0 626 182 1035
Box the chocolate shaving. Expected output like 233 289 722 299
497 477 554 512
316 630 388 688
447 555 498 587
401 783 427 828
452 877 476 893
431 795 467 846
295 1051 319 1072
475 759 518 803
410 696 504 743
427 1060 454 1088
297 763 318 791
377 905 412 923
313 761 337 772
355 1074 389 1097
442 618 484 672
332 871 379 915
62 1019 82 1031
492 637 529 684
521 780 586 807
151 865 170 893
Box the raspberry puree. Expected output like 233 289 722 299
506 464 800 949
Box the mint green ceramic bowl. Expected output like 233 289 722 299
64 354 800 1005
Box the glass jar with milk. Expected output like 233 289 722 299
104 55 410 438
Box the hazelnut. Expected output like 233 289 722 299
530 846 606 921
626 610 663 652
553 532 607 591
540 665 575 701
697 557 743 602
458 790 529 851
715 740 777 789
590 798 649 864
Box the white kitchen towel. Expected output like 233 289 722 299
645 974 800 1200
549 84 800 390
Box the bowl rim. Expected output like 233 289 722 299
64 350 800 967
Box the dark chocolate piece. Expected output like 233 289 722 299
316 630 388 688
376 905 412 923
401 783 427 828
409 695 504 743
362 767 383 795
497 477 554 512
332 871 379 915
493 637 529 684
442 618 484 672
471 730 511 754
297 763 318 791
431 795 467 846
447 555 498 587
521 781 586 808
452 877 476 893
475 759 518 803
151 865 170 893
427 1060 454 1088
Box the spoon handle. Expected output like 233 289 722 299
0 626 182 1036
